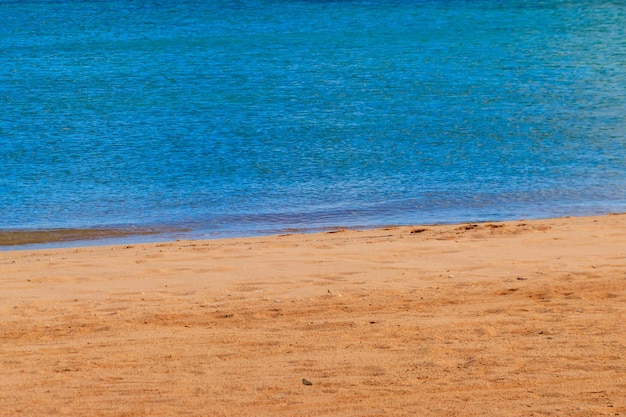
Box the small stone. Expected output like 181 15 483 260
302 378 313 386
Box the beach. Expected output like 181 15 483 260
1 214 624 416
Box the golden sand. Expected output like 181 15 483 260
1 214 624 416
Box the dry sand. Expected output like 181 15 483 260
1 214 625 416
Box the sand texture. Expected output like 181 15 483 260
1 214 625 416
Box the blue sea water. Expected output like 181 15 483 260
1 0 626 243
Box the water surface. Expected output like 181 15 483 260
1 0 625 247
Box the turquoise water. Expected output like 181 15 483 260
2 0 626 243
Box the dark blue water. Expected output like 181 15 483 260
2 0 626 242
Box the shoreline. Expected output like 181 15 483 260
1 213 624 416
2 211 625 250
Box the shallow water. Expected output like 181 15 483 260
2 0 626 245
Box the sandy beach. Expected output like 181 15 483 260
1 214 624 416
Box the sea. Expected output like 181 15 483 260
1 0 626 248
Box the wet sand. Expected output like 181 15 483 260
0 226 183 247
1 214 624 416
